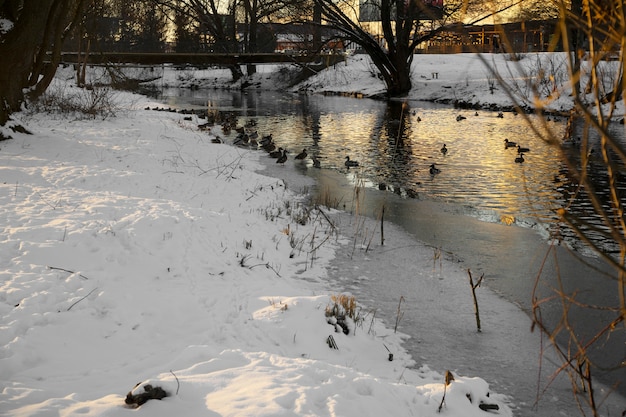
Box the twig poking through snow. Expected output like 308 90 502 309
467 269 485 332
394 296 405 333
438 370 455 412
67 287 98 311
48 266 89 280
170 370 180 395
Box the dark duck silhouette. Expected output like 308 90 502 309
517 145 530 153
294 149 308 160
456 115 466 122
269 147 283 158
429 163 441 175
260 133 273 145
515 153 525 163
440 144 448 155
504 138 517 148
344 156 359 167
262 141 276 152
276 149 288 165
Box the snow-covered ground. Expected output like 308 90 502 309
0 53 623 416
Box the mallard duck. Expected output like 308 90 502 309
515 153 525 163
345 156 359 167
504 138 517 148
429 163 441 175
405 188 418 199
456 115 466 122
517 145 530 153
276 149 288 165
294 149 307 160
262 141 276 152
260 134 273 145
440 144 448 155
269 147 283 158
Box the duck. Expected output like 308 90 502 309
345 156 359 167
517 145 530 153
294 148 308 160
429 163 441 175
456 115 466 122
260 133 273 145
440 144 448 155
269 147 283 158
504 138 517 148
211 137 222 144
262 141 276 152
405 188 418 199
515 153 525 163
276 149 288 165
312 157 321 168
233 133 247 146
497 112 504 118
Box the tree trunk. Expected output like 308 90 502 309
387 49 412 96
0 0 55 125
366 46 413 97
229 65 244 82
0 0 88 126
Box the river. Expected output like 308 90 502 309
157 88 626 416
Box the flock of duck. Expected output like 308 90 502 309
455 111 531 164
205 111 531 184
211 120 364 170
504 138 530 163
429 135 529 177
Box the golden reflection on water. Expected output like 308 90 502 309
164 89 573 226
258 99 568 226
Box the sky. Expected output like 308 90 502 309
0 52 624 417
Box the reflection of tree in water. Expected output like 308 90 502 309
552 127 626 255
371 101 420 196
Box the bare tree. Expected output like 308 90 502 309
0 0 89 127
311 0 443 96
311 0 516 96
155 0 244 80
238 0 305 75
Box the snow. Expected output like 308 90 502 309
161 52 624 118
0 53 623 417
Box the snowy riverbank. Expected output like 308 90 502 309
153 52 624 118
0 78 518 416
1 53 624 416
